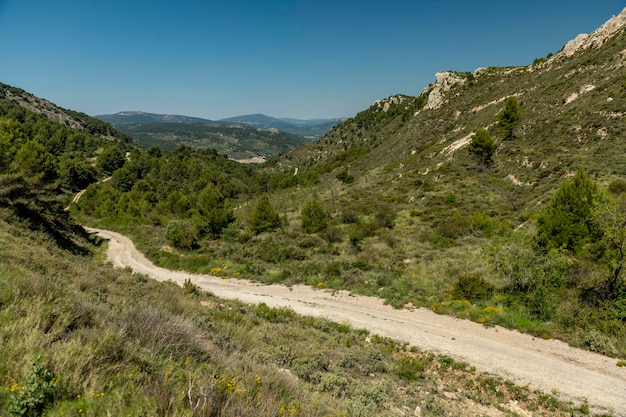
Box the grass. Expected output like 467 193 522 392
1 212 605 416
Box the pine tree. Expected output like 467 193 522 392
498 97 522 139
468 128 497 168
536 169 602 253
249 194 281 234
301 199 329 233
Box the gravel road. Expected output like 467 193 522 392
88 227 626 416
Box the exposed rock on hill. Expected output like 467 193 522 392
423 71 467 110
0 83 123 141
374 95 407 112
1 85 83 130
555 6 626 58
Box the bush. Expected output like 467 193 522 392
536 169 602 253
255 303 296 323
97 144 126 174
165 220 197 250
468 128 497 167
608 178 626 194
583 330 617 357
301 199 329 233
452 272 494 301
182 278 200 295
396 356 425 382
9 359 56 417
336 170 355 184
498 97 522 139
319 373 350 397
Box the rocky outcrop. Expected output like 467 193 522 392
554 7 626 59
373 95 406 112
1 88 85 131
423 72 467 110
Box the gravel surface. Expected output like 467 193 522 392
88 227 626 416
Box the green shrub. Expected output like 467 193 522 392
255 302 296 323
374 207 396 229
336 170 355 184
468 128 497 167
470 212 500 237
165 219 196 250
301 199 329 233
395 356 425 382
291 354 329 383
322 225 343 244
319 373 350 397
583 330 617 357
536 169 602 253
182 278 200 295
452 272 494 301
340 205 359 224
608 178 626 194
9 359 56 417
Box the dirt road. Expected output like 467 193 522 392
88 227 626 416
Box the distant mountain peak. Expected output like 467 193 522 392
96 111 213 126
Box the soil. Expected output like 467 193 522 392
88 227 626 416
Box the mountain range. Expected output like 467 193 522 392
220 113 345 138
95 111 343 160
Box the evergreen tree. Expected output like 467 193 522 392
536 169 602 253
249 194 281 234
11 140 58 182
97 144 126 174
498 97 521 139
301 199 329 233
468 128 497 168
594 192 626 296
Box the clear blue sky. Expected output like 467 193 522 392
0 1 623 119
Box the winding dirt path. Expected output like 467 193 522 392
88 227 626 415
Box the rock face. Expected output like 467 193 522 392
423 72 467 110
373 95 406 112
555 7 626 58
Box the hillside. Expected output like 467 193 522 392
1 83 131 142
273 14 626 195
97 111 313 160
220 113 344 138
96 110 213 125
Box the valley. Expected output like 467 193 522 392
1 6 626 417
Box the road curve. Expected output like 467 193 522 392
88 227 626 416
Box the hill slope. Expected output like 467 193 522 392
220 113 344 138
1 83 130 142
273 7 626 207
96 110 213 125
97 111 313 160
